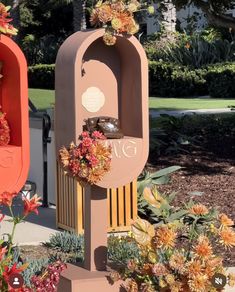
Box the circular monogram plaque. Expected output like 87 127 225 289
82 87 105 113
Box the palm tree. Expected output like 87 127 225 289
73 0 87 31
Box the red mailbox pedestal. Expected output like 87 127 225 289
0 35 29 194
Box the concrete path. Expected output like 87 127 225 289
225 267 235 291
0 197 60 245
150 108 234 118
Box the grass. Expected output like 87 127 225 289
29 88 55 111
29 88 235 111
149 97 235 111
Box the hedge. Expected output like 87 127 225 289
28 62 235 98
28 64 55 89
206 63 235 98
149 61 207 97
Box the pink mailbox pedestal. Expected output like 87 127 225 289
55 29 149 292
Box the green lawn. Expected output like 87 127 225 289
29 88 55 110
29 88 235 111
149 97 235 111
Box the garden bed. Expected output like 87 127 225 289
150 148 235 266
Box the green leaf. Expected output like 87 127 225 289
149 166 181 178
188 191 204 196
168 210 188 222
152 176 170 185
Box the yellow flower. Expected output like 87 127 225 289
219 227 235 249
189 204 209 216
154 225 177 249
165 274 175 285
159 278 167 288
126 19 139 35
127 3 138 12
193 236 213 259
219 213 234 227
111 18 122 30
170 281 183 292
103 33 117 46
188 274 209 292
147 5 155 15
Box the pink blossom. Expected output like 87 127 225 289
92 131 106 140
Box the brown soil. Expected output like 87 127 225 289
148 148 235 267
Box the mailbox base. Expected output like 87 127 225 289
58 264 123 292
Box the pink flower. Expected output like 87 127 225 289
89 155 99 167
80 131 90 139
82 137 93 148
92 131 106 140
0 192 17 207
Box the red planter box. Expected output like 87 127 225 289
0 35 29 194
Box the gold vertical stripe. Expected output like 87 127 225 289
118 186 124 226
125 183 131 226
111 188 117 228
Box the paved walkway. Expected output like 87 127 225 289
0 197 59 245
150 108 234 118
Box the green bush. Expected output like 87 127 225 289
206 63 235 98
149 61 207 97
28 64 55 89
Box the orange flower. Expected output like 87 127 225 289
187 260 203 277
193 236 213 259
169 252 186 274
189 204 209 216
154 225 177 249
188 274 209 292
219 228 235 249
219 213 234 227
97 4 113 23
0 191 17 207
185 42 191 49
23 194 41 216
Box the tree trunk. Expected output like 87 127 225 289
73 0 87 32
161 0 177 32
11 0 20 42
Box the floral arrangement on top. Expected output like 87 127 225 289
0 3 18 36
90 0 155 45
59 131 112 185
110 187 235 292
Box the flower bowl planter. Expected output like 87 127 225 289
0 35 29 194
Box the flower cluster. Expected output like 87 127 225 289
0 109 10 146
90 0 155 45
111 187 235 292
31 261 67 292
59 131 112 184
0 3 18 36
0 191 43 291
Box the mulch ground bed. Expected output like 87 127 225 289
148 144 235 266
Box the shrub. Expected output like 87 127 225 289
110 187 235 291
145 30 235 69
28 64 55 89
149 61 207 97
206 63 235 98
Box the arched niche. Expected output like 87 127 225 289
55 29 149 188
0 35 29 193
